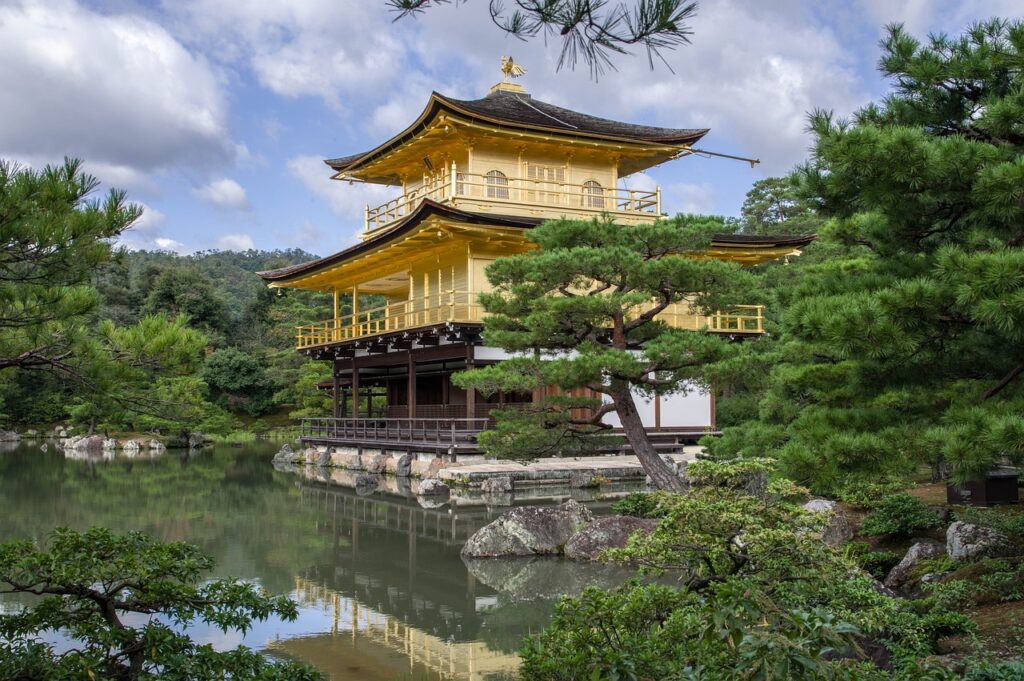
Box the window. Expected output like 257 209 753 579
456 172 466 196
526 164 565 204
583 180 605 208
485 170 509 199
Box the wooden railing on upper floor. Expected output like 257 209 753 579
295 292 763 349
364 164 661 233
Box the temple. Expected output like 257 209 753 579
259 65 814 458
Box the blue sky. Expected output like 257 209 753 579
1 0 1019 256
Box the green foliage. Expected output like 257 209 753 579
525 462 971 679
203 347 275 417
610 492 666 518
954 506 1024 542
836 479 908 510
846 543 904 581
455 214 753 486
520 580 868 681
711 19 1024 489
963 661 1024 681
0 527 321 680
142 266 229 338
741 176 822 236
859 494 942 538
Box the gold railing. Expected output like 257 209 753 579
296 291 485 349
364 165 661 232
296 293 763 349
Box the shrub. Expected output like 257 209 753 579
963 662 1024 681
0 528 321 681
611 492 666 518
859 493 942 538
847 542 903 580
836 479 907 510
954 506 1024 542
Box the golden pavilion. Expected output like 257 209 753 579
259 66 813 456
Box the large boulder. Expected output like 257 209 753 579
122 439 140 454
74 435 106 452
272 443 297 464
316 448 331 467
364 453 388 474
394 453 413 477
462 500 594 558
148 439 166 452
802 499 854 547
187 432 207 449
563 515 658 561
481 476 513 493
418 478 450 496
947 521 1012 561
884 540 946 591
0 430 21 442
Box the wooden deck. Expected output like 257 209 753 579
300 417 715 455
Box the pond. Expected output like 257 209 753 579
0 441 631 680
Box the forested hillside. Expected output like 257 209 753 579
0 247 336 436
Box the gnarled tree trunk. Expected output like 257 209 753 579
609 380 684 492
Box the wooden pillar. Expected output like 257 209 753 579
407 351 416 419
465 345 476 420
351 362 360 419
332 367 341 418
441 362 450 406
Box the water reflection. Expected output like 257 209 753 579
0 444 630 680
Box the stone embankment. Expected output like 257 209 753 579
273 443 452 479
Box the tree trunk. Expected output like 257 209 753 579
609 381 684 492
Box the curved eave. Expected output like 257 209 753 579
325 92 709 176
257 199 540 286
706 233 818 266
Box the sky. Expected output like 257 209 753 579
1 0 1020 256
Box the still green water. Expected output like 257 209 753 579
0 441 626 680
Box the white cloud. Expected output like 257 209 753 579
132 203 166 234
0 0 233 179
168 1 409 113
215 233 255 250
667 183 716 215
154 237 189 253
193 178 250 210
287 154 391 226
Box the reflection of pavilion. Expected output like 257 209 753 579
270 576 518 681
294 479 625 649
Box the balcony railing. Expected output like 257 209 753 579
301 417 489 447
296 292 763 349
364 164 661 233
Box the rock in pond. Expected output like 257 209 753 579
947 521 1012 561
462 500 594 558
884 540 946 591
480 476 513 493
394 453 413 477
418 478 450 496
0 430 20 442
563 515 658 561
802 498 854 547
272 443 297 463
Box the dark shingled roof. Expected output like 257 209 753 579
326 89 709 173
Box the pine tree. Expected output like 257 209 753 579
454 214 752 490
710 20 1024 487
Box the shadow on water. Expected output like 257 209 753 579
0 442 636 680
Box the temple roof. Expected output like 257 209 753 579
257 199 816 285
257 200 542 283
325 89 709 174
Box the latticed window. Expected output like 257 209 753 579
485 170 509 199
583 180 605 208
456 172 466 196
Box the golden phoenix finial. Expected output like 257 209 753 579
500 56 526 82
